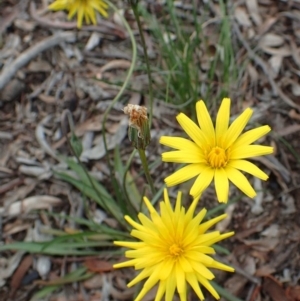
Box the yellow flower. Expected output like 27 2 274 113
48 0 108 28
160 98 273 203
114 189 234 301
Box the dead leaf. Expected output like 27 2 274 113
3 220 31 237
289 109 300 121
263 276 291 301
269 55 283 78
257 17 278 36
83 274 103 289
0 251 25 287
243 238 279 252
291 82 300 96
216 204 235 231
261 46 291 57
84 32 101 51
261 224 279 238
256 265 276 277
224 274 248 297
234 7 252 27
245 0 262 25
84 259 113 273
286 285 300 301
259 33 285 48
3 195 61 216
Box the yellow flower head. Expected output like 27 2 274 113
114 189 234 301
48 0 108 28
160 98 273 203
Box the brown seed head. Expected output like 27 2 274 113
123 104 148 137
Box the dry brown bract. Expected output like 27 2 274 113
123 104 148 138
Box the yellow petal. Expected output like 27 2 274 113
191 262 215 280
113 258 138 268
162 150 206 163
196 100 215 145
135 268 160 301
230 145 273 159
113 240 143 249
155 281 167 301
92 0 109 17
216 98 230 147
77 7 84 28
225 166 256 198
176 113 208 147
48 0 69 10
190 167 214 197
233 125 271 148
199 214 227 233
224 108 253 148
214 168 229 203
186 273 204 300
206 260 235 272
178 256 194 273
202 231 234 246
160 136 199 151
159 258 174 280
143 196 156 214
164 164 206 187
165 273 177 301
176 263 186 293
227 160 269 180
196 275 220 299
189 246 215 254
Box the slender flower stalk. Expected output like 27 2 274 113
160 98 273 203
123 104 155 196
114 189 234 301
128 0 154 126
48 0 108 28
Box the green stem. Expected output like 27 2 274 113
122 149 139 216
137 148 156 196
102 0 137 182
130 1 154 126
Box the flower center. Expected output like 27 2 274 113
169 243 183 257
207 146 228 168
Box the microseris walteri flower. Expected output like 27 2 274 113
48 0 108 28
114 189 234 301
160 98 273 203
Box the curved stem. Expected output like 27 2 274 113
129 1 154 127
101 0 137 180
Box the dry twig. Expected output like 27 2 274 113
0 31 75 91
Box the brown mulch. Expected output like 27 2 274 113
1 0 300 301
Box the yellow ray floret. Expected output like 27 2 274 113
160 98 273 203
114 189 234 301
48 0 108 28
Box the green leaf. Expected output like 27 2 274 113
54 158 127 228
70 133 83 157
30 268 93 301
0 241 115 255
